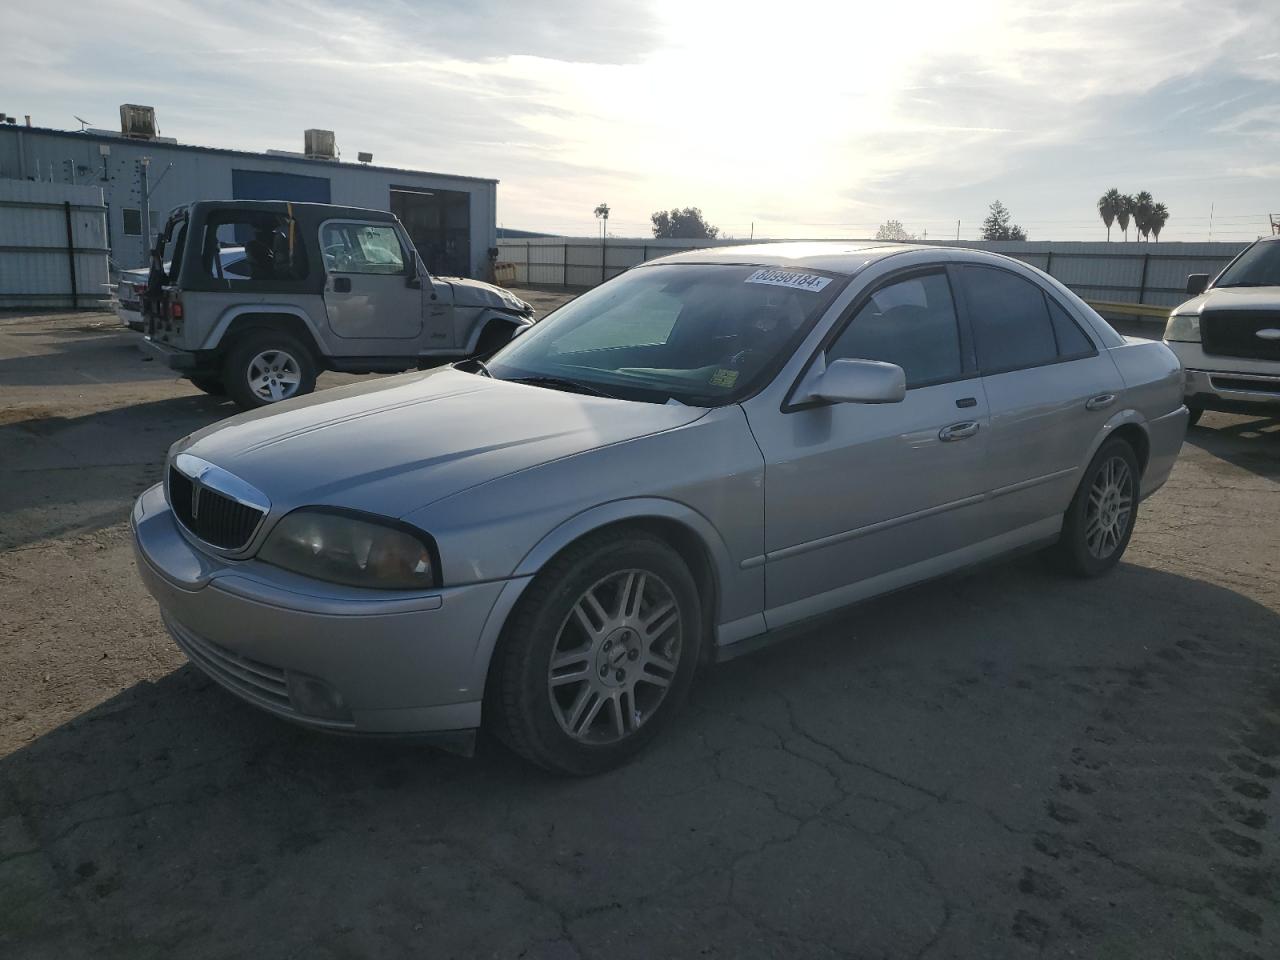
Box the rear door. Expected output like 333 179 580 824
320 220 423 342
954 264 1123 535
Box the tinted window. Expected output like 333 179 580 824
321 222 406 275
122 208 142 236
1048 298 1095 358
960 267 1058 372
827 272 962 387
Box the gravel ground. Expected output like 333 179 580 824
1 301 1278 959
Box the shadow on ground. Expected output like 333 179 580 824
3 561 1278 959
1185 414 1280 482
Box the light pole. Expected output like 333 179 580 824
594 202 610 285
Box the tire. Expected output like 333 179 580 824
1186 404 1204 427
487 530 703 776
474 323 514 359
187 376 226 396
1051 437 1141 578
221 330 317 410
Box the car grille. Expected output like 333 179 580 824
168 464 265 550
1209 375 1280 397
1200 310 1280 362
165 614 293 712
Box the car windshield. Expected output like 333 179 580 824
1215 240 1280 288
485 263 845 405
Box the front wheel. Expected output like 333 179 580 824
222 331 317 410
1051 437 1141 577
187 376 226 396
488 531 703 776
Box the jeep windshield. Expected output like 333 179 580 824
484 263 845 405
1215 240 1280 288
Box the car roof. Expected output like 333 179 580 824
640 241 951 276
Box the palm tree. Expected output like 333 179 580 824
1150 202 1169 242
1133 191 1154 242
1097 188 1122 241
1117 194 1134 241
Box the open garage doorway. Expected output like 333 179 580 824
390 186 471 278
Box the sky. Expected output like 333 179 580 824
4 0 1279 241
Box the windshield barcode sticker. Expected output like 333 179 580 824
745 268 832 292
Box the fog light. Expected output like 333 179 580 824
286 672 352 721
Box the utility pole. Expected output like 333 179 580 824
1208 202 1215 242
956 219 960 241
138 158 151 261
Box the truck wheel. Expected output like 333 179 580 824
187 376 226 396
222 331 317 410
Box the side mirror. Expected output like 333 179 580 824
1186 273 1209 296
806 358 906 405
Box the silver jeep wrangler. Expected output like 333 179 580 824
141 200 535 409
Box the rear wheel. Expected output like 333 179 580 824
1186 403 1204 427
488 531 702 776
222 331 317 410
1052 437 1140 577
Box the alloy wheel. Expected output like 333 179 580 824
547 569 681 744
1085 455 1133 559
247 349 302 402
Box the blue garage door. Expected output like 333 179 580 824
231 169 331 203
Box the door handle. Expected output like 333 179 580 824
332 277 351 293
939 421 980 442
1085 393 1116 411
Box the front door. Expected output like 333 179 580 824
321 220 424 342
953 264 1125 535
747 268 993 629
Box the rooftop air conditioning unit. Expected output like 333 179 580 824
304 129 337 160
120 104 158 140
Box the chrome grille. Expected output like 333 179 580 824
167 456 268 551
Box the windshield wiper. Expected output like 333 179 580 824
503 375 620 399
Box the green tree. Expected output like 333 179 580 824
650 207 720 240
980 201 1028 241
1097 188 1123 241
1150 202 1169 242
874 219 918 241
1133 191 1155 241
1117 194 1134 240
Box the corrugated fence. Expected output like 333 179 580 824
497 236 1252 321
0 179 110 310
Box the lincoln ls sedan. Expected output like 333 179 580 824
132 242 1188 775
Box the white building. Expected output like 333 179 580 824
0 107 498 279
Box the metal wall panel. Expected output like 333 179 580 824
0 179 108 308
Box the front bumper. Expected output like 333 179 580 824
1165 340 1280 412
131 483 521 734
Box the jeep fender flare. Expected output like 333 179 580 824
462 311 533 355
200 305 326 354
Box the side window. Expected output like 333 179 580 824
827 272 963 387
959 266 1059 373
202 215 308 283
322 223 407 275
122 208 143 236
1047 298 1096 359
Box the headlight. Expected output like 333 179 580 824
259 509 437 590
1164 314 1201 343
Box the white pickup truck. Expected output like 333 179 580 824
1164 234 1280 425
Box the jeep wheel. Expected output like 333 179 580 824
474 323 515 359
223 332 317 410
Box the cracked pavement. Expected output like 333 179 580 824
2 306 1278 959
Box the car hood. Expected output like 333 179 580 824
1174 286 1280 314
443 276 533 314
173 368 707 519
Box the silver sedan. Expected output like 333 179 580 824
132 242 1189 774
